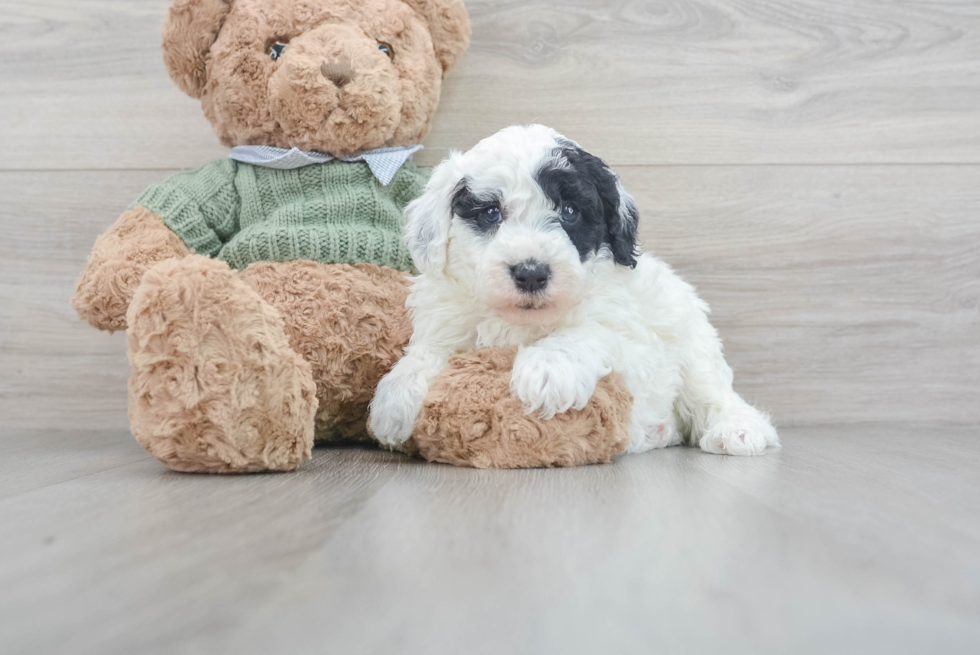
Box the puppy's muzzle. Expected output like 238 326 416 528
510 260 551 293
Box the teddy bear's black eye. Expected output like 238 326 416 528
377 41 394 60
268 41 288 61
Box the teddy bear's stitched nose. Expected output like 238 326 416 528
321 59 353 87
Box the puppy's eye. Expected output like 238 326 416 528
267 40 289 61
377 41 395 60
478 204 502 227
560 202 580 224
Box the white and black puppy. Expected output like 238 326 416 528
370 124 779 456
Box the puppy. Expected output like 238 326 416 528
370 125 779 456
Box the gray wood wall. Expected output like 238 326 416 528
2 0 978 432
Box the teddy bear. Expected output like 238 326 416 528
72 0 633 473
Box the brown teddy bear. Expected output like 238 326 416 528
72 0 632 472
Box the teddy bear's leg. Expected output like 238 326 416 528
72 207 190 332
127 255 317 473
405 348 634 469
239 261 412 442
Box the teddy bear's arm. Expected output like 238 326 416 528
72 207 190 332
72 160 242 332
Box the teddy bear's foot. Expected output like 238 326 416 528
406 347 634 469
126 256 317 473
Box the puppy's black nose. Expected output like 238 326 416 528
510 261 551 293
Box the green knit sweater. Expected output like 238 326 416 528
132 158 429 272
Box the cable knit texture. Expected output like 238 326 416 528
133 159 427 272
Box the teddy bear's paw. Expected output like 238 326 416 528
72 207 189 332
126 256 317 473
698 405 779 457
413 348 633 469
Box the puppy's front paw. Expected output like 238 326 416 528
369 398 417 448
369 376 425 448
510 346 599 420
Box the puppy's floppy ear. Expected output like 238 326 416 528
402 0 471 74
162 0 233 99
609 178 640 268
551 138 640 268
404 155 462 275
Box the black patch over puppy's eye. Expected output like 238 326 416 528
451 180 503 235
535 142 639 267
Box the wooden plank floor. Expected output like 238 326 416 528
2 425 979 654
1 0 979 651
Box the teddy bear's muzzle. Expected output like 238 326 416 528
267 24 402 155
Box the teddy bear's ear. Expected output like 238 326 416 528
162 0 233 99
403 0 471 74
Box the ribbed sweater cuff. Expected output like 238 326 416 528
131 185 223 257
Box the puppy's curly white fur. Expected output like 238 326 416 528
370 124 779 455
